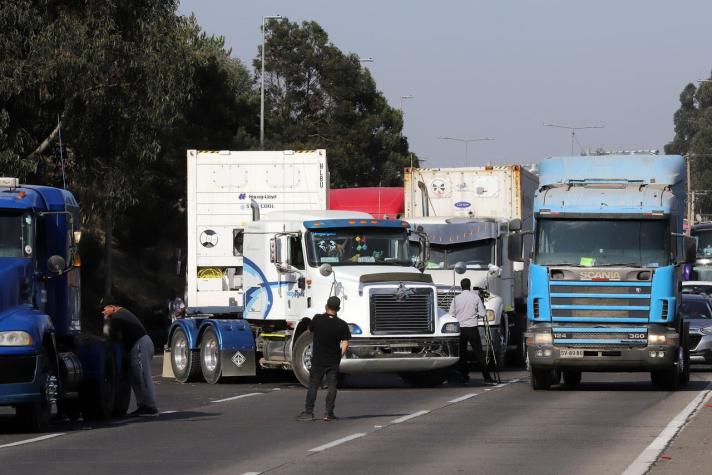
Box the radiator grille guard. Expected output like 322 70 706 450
370 287 435 335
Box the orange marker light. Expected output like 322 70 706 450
18 191 26 199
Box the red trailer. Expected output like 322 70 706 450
329 187 404 219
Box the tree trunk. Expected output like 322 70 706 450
103 208 113 298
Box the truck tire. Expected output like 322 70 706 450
530 366 553 390
200 327 223 384
292 332 313 388
80 343 117 421
399 368 450 388
562 370 582 389
171 328 201 383
507 314 527 368
680 323 691 387
16 349 55 432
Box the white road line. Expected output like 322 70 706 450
241 472 261 475
449 393 479 403
161 410 177 414
391 410 430 424
0 433 65 449
211 393 263 403
622 384 712 475
309 433 367 452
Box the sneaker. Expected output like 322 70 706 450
129 405 148 417
296 411 315 421
323 413 339 421
137 406 159 417
482 378 497 386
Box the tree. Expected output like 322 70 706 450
666 71 712 217
255 19 418 187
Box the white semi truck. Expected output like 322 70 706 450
165 150 459 387
404 165 538 367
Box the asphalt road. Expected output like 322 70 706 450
1 358 711 475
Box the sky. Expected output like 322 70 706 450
178 0 712 168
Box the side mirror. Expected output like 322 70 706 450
509 218 522 232
488 264 502 276
319 263 333 277
508 233 524 262
684 236 696 263
47 255 66 274
453 261 467 275
270 237 281 263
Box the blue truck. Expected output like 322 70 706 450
508 154 696 390
0 177 129 431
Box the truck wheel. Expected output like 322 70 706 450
171 328 201 383
507 315 527 368
200 328 223 384
680 324 691 387
80 343 117 421
399 368 450 388
530 366 553 390
562 370 581 388
16 350 56 432
292 332 313 388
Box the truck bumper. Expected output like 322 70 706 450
527 325 679 372
339 337 459 374
0 354 41 406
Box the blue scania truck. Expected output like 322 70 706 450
508 154 695 390
0 178 129 431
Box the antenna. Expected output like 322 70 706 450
57 115 66 189
543 123 604 155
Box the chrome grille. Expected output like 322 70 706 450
437 291 460 310
370 288 434 335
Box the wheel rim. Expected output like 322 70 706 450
301 342 313 373
204 337 219 373
173 334 188 372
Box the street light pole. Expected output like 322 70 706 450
438 136 495 167
543 123 604 155
260 14 282 149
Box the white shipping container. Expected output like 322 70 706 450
186 149 329 311
404 165 537 223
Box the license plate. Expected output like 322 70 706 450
560 349 584 358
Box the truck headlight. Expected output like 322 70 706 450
528 333 552 345
486 309 495 322
0 331 33 346
701 327 712 335
348 324 362 335
442 322 460 333
649 334 666 344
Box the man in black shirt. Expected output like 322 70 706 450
103 301 158 417
297 296 351 421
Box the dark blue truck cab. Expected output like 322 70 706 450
0 178 128 431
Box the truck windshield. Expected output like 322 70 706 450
306 228 411 266
425 240 494 270
0 212 33 258
535 218 670 267
693 230 712 257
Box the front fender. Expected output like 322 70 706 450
485 295 505 325
0 305 52 355
168 319 200 350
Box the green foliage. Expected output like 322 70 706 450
666 72 712 215
256 19 417 187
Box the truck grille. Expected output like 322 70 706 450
553 327 648 347
549 281 651 321
370 288 434 335
437 291 460 310
0 355 36 384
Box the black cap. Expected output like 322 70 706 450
326 296 341 311
100 295 120 307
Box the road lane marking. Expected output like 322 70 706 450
622 383 712 475
211 393 263 403
449 393 479 403
391 410 430 424
0 433 65 449
309 433 367 452
161 410 177 414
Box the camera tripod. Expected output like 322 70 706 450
475 288 502 384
